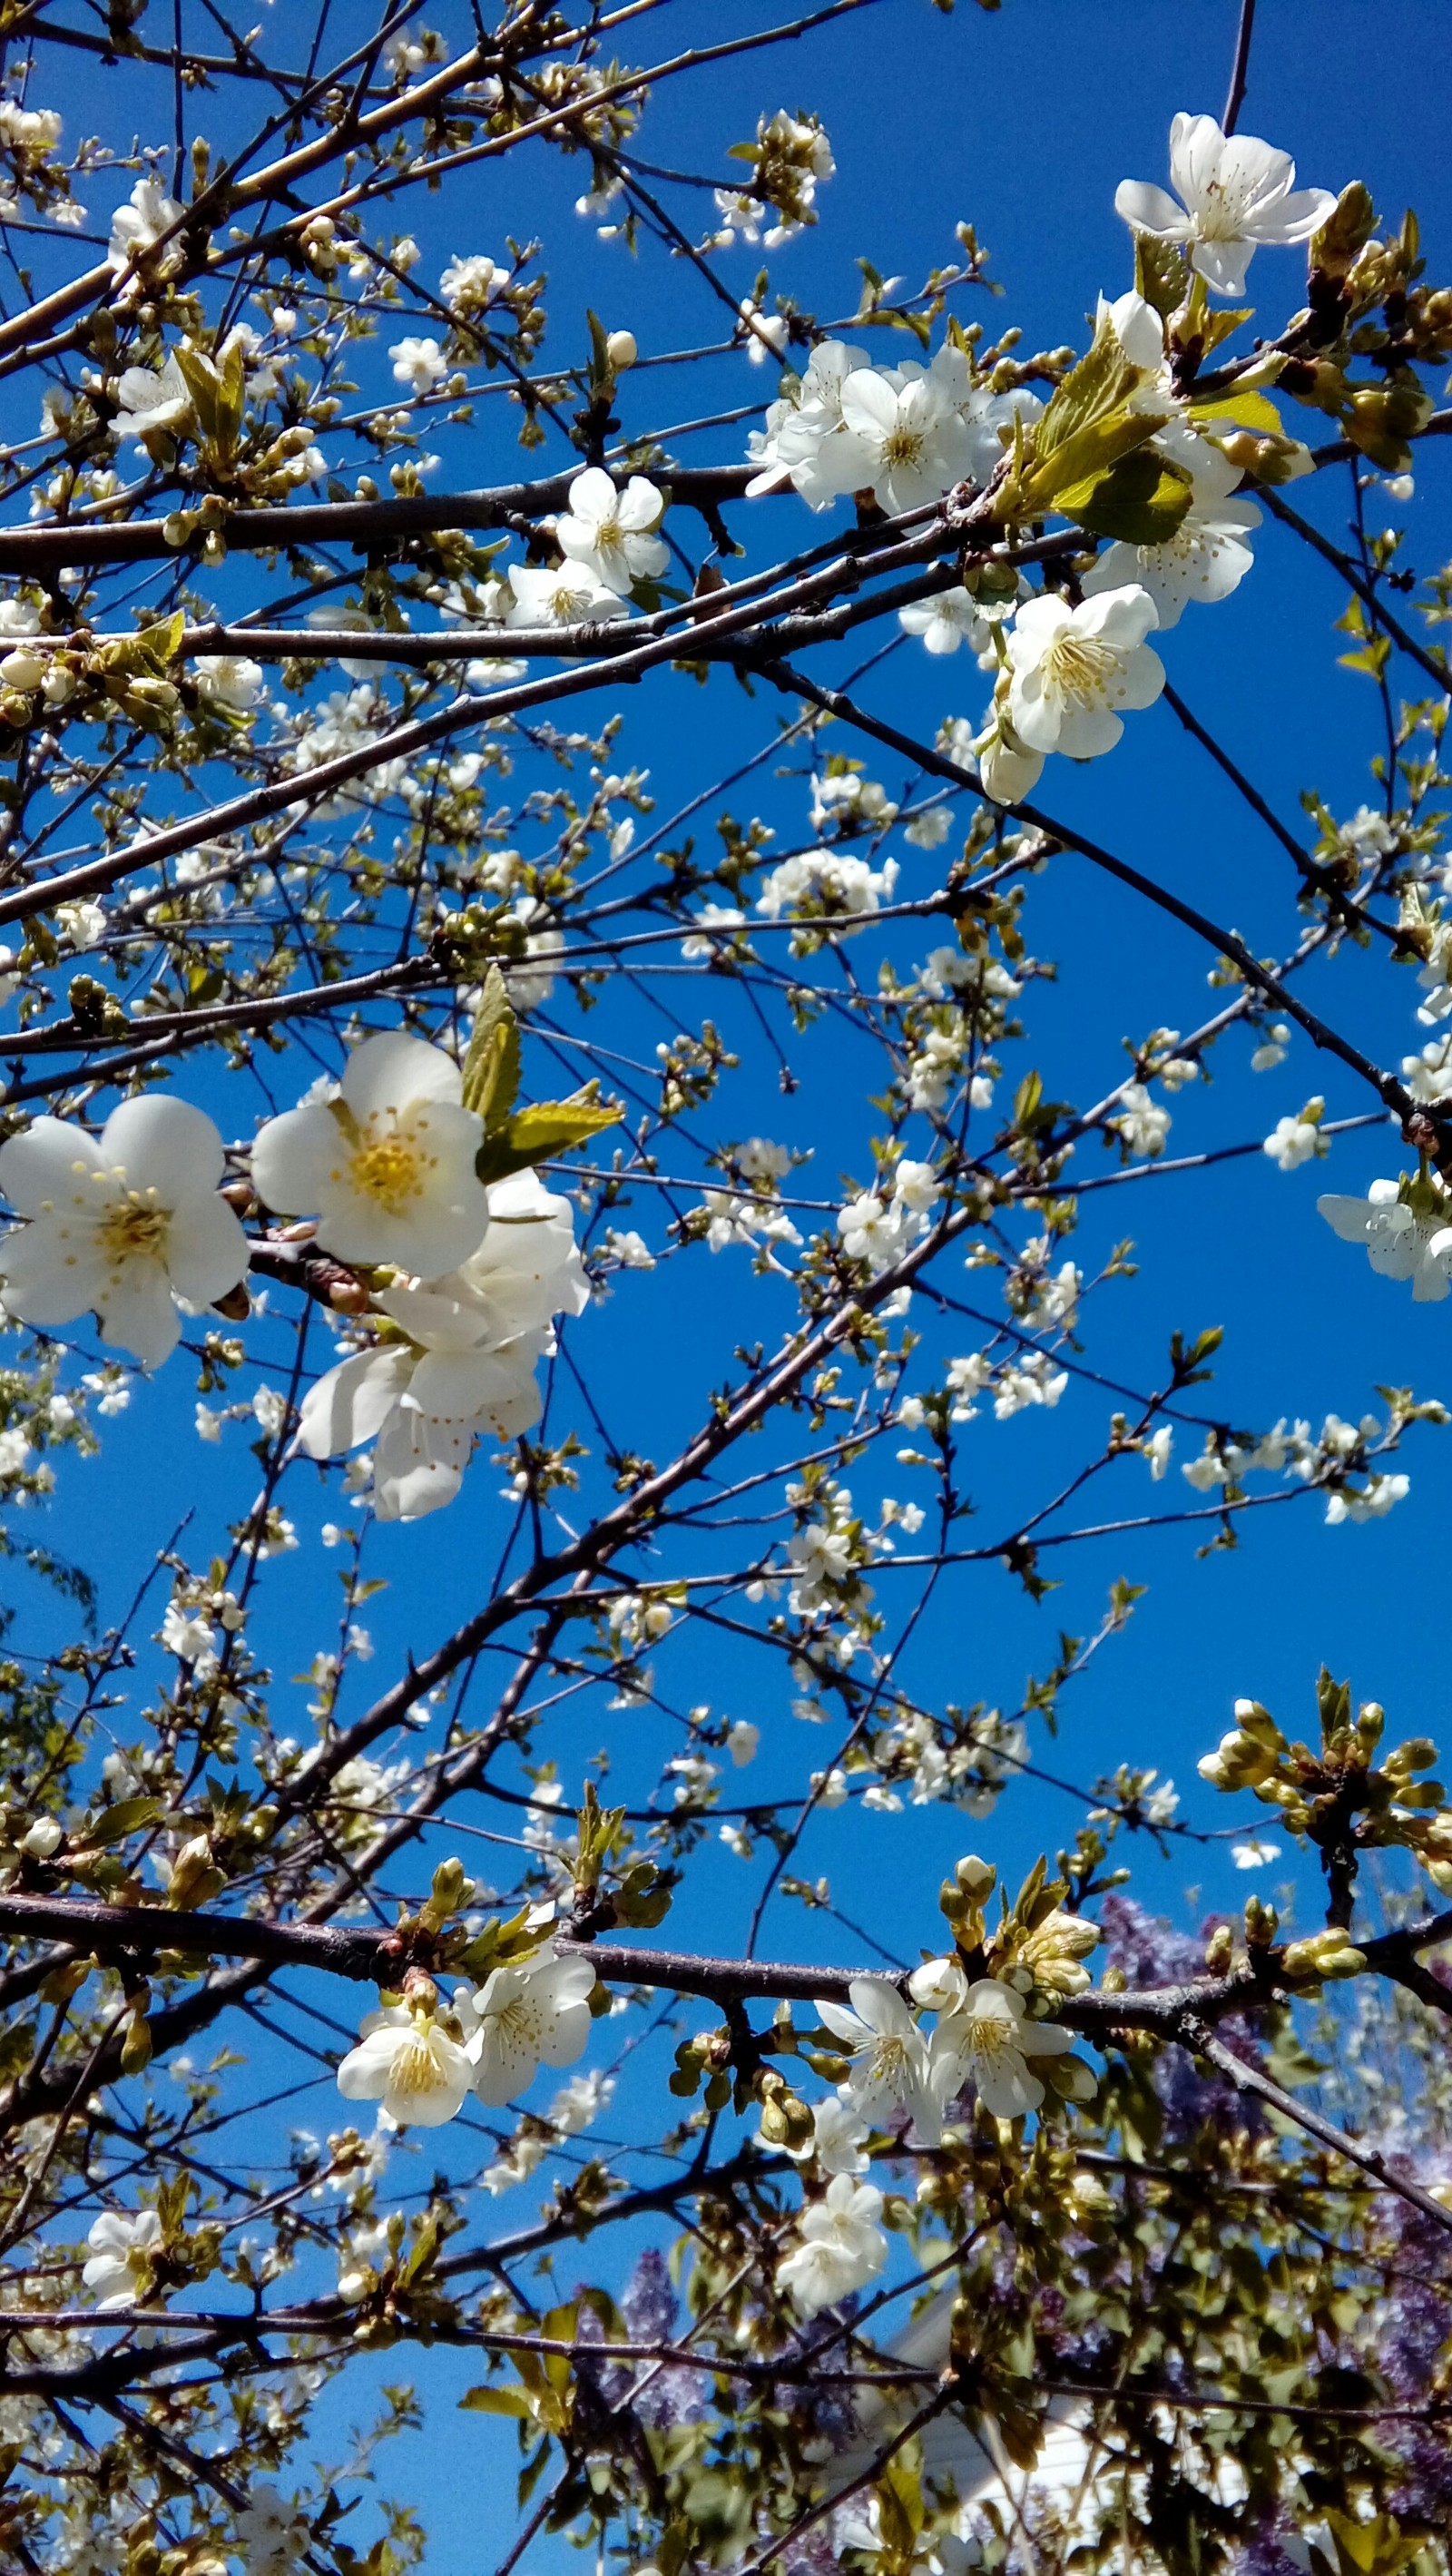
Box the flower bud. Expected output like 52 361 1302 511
605 329 637 371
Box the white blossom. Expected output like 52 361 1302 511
505 562 632 629
336 1999 474 2127
808 2094 870 2174
234 2489 313 2576
554 467 668 597
252 1030 492 1276
993 1355 1068 1418
1111 1083 1172 1159
1318 1179 1452 1302
82 2208 163 2309
1233 1839 1281 1869
0 1096 249 1369
829 362 973 514
113 355 192 442
727 1719 760 1766
935 1976 1079 2118
469 1944 596 2104
440 252 502 313
1325 1471 1409 1525
1401 1036 1452 1104
389 335 448 397
1263 1102 1327 1171
107 175 185 277
680 902 747 959
1006 585 1164 761
815 1977 950 2143
898 587 990 657
1114 113 1337 297
296 1167 587 1520
1082 439 1260 629
56 898 106 950
196 654 264 713
776 2172 887 2317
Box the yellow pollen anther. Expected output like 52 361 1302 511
96 1189 168 1266
1044 634 1119 705
348 1116 430 1215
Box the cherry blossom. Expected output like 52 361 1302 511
776 2172 887 2318
1318 1179 1452 1302
505 563 632 629
337 1998 475 2126
296 1168 587 1519
251 1030 492 1276
934 1977 1079 2119
898 587 990 657
554 468 668 597
1263 1104 1326 1171
107 174 184 278
113 355 193 443
831 363 972 514
815 1977 950 2142
469 1944 597 2104
389 335 448 396
1005 585 1164 761
0 1097 250 1369
1114 113 1337 298
439 252 501 314
83 2207 163 2309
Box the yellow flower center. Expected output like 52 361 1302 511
962 2011 1018 2068
95 1188 169 1270
1043 632 1120 708
339 1113 437 1215
393 2030 448 2101
882 426 925 469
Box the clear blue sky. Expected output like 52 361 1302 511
12 2 1452 2562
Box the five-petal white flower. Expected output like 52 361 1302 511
505 562 632 630
1318 1180 1452 1302
1006 585 1165 761
251 1031 492 1276
831 365 972 515
83 2207 163 2309
336 2000 475 2127
554 467 669 598
468 1944 596 2105
898 586 990 657
777 2172 887 2319
0 1097 249 1368
295 1168 588 1519
816 1976 950 2144
1114 112 1337 298
934 1976 1077 2119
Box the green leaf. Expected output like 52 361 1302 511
1019 311 1168 513
459 2385 533 2418
1189 387 1285 438
1036 333 1144 463
83 1795 163 1844
1055 446 1192 544
476 1091 622 1185
460 965 520 1132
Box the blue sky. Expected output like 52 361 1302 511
10 0 1452 2562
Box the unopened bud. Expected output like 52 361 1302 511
605 329 637 372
